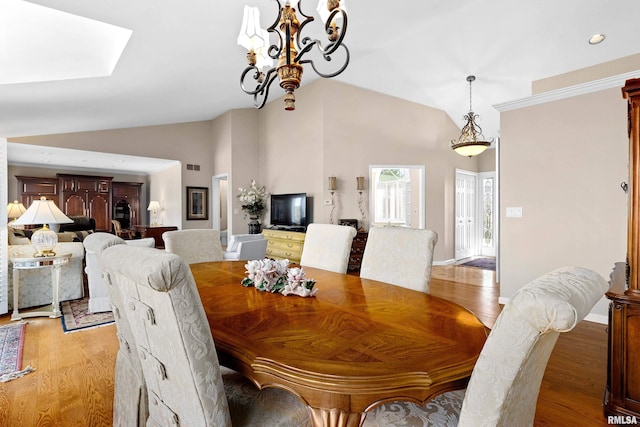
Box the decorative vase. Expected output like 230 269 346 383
248 215 261 234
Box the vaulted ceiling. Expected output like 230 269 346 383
1 0 639 144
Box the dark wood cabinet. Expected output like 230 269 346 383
58 174 113 232
347 231 368 274
16 174 145 235
15 176 59 207
605 78 640 419
112 182 143 230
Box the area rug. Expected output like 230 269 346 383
61 297 115 333
0 322 35 382
459 257 496 271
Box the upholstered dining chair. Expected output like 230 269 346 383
360 227 438 293
362 266 608 427
299 223 357 274
83 232 148 427
162 229 223 264
100 245 312 427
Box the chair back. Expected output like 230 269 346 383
458 266 608 426
162 229 223 264
360 227 438 293
300 223 357 274
112 219 123 234
83 232 148 426
101 245 231 427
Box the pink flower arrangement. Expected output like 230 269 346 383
242 258 317 297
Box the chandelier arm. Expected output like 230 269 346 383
295 1 314 47
296 10 347 61
240 66 278 96
252 72 279 109
298 44 350 78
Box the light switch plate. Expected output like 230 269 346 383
506 207 523 218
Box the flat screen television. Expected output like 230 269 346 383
270 193 307 229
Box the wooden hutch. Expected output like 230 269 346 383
16 174 143 233
605 78 640 419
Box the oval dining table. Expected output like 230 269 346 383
191 261 488 427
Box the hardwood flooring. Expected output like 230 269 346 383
0 264 609 426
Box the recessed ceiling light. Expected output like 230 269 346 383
589 34 605 45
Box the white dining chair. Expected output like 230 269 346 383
162 229 223 264
300 223 357 274
362 266 608 427
83 232 148 427
100 245 312 427
360 227 438 293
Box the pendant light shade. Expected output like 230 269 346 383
450 75 492 157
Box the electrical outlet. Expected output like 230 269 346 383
324 199 333 206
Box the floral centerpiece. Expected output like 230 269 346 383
237 179 267 218
242 258 317 297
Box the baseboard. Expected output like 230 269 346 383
498 296 608 325
433 259 456 266
584 313 607 325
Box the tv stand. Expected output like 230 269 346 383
262 229 306 263
268 225 306 232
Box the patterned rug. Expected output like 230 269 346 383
459 257 496 271
0 322 34 382
61 297 115 333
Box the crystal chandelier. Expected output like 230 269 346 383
238 0 349 111
450 75 492 157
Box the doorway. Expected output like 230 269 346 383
455 169 496 260
211 174 229 246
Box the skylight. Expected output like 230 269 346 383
0 0 132 85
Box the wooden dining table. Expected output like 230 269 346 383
191 261 488 427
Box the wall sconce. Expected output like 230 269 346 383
328 176 337 224
356 176 365 230
147 201 161 226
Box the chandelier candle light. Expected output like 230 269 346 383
238 0 349 111
450 75 492 157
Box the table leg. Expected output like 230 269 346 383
308 406 363 427
49 264 62 318
11 269 21 321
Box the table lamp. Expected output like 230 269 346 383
147 200 160 226
7 200 26 226
12 197 73 257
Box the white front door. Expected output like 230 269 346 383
455 170 477 260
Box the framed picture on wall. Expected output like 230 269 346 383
187 186 209 220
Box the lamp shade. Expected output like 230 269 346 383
356 176 365 191
237 6 267 51
12 197 73 226
328 176 337 191
7 200 26 220
147 201 160 211
12 197 72 257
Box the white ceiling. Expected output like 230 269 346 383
3 0 640 172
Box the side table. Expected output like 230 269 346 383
10 253 71 321
132 225 178 249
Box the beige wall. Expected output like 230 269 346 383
500 87 628 319
213 80 491 261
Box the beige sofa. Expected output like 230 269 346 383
8 242 85 310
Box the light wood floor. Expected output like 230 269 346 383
0 264 609 426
